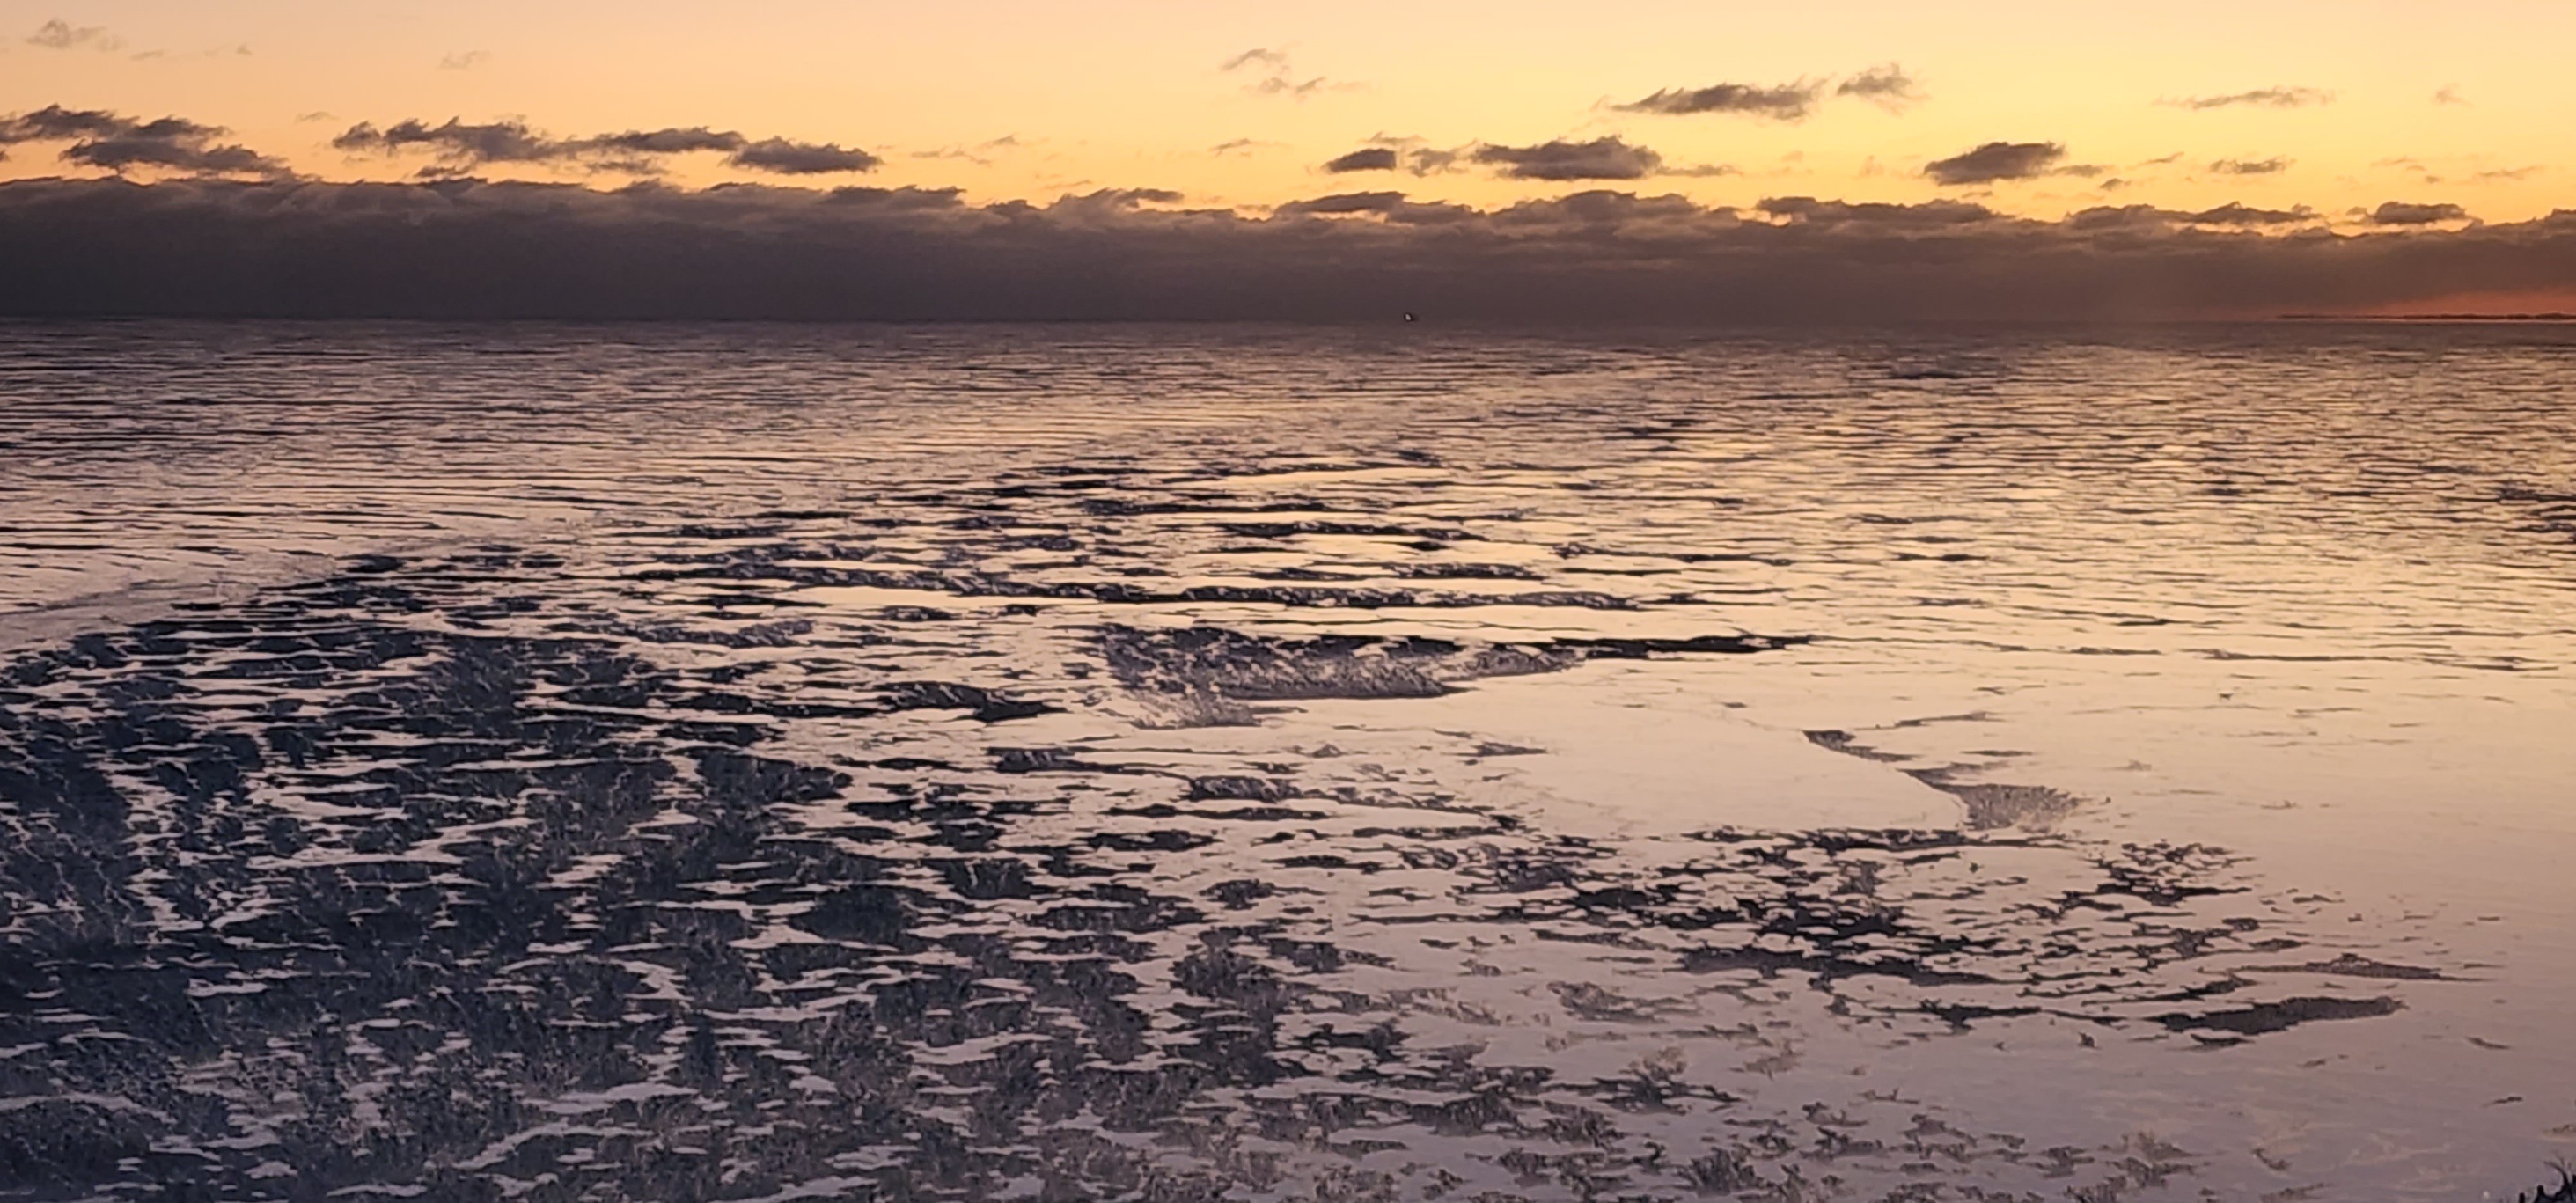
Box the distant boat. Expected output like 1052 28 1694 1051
1402 312 1418 323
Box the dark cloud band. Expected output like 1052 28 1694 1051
0 178 2554 323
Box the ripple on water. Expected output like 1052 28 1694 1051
0 542 2439 1201
2 322 2572 1201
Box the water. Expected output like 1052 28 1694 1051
1 320 2571 1201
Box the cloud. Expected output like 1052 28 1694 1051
334 117 877 175
1757 196 1993 227
1280 189 1406 214
1219 48 1288 73
729 138 880 174
1094 187 1182 205
1408 148 1462 174
1318 141 1463 176
1614 81 1823 121
1471 136 1662 180
1220 47 1351 100
1044 187 1187 219
0 106 133 141
1273 190 1472 224
2070 202 2316 230
2210 157 2292 175
1923 142 2065 186
1836 63 1925 110
1614 64 1926 121
4 176 2564 322
2163 86 2333 110
0 106 286 178
2181 202 2315 226
1250 76 1342 99
587 128 744 155
437 50 488 70
335 119 554 163
1322 148 1400 173
25 18 120 51
2367 201 2468 226
61 133 283 175
1208 138 1276 157
2433 85 2468 106
914 136 1024 167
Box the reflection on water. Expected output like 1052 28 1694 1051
0 321 2572 1200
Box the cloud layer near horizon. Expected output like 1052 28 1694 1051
2 177 2567 322
333 118 879 177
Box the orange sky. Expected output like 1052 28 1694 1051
3 0 2569 223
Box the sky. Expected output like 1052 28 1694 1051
4 1 2573 319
